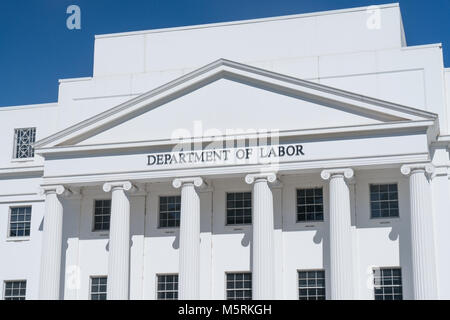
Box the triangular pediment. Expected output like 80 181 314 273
35 59 437 150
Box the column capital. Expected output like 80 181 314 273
401 163 434 176
103 181 136 193
172 177 204 189
40 185 72 197
320 168 354 180
245 172 277 184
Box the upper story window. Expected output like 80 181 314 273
296 188 324 222
13 127 36 159
159 196 181 228
9 206 32 238
373 267 403 300
226 192 252 225
370 184 399 218
90 276 107 300
3 280 26 300
226 272 252 300
298 270 326 300
93 200 111 231
157 274 178 300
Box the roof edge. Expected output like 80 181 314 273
95 3 399 39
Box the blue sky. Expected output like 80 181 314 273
0 0 449 107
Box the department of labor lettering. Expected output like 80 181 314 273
147 144 304 166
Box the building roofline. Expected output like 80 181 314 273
0 102 58 112
95 3 400 39
59 77 92 84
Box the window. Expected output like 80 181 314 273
157 274 178 300
296 188 324 222
13 127 36 159
373 267 403 300
226 192 252 225
298 270 326 300
9 206 32 237
4 281 26 300
90 276 107 300
370 184 399 218
93 200 111 231
226 272 252 300
159 196 181 228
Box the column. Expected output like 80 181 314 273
39 185 70 300
245 172 277 300
321 168 354 300
401 164 438 299
173 177 204 300
103 181 136 300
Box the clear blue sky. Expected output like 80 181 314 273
0 0 449 107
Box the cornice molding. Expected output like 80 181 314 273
0 166 44 177
35 120 434 156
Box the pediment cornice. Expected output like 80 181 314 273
34 59 438 151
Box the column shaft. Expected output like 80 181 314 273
178 182 201 299
321 168 354 300
107 187 131 300
39 190 64 300
328 174 353 299
252 178 275 300
408 169 438 299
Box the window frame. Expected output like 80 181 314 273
156 273 179 300
372 266 403 300
225 191 253 226
158 195 181 229
369 183 400 220
225 271 252 300
3 280 27 300
12 127 36 160
295 187 325 223
297 269 326 300
89 276 107 300
92 199 112 232
7 205 32 240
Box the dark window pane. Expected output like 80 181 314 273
159 196 181 228
226 273 252 300
226 192 252 225
373 268 402 300
157 274 178 300
93 200 111 231
370 184 399 219
298 270 326 300
296 188 324 222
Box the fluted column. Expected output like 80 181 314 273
39 185 71 300
103 181 136 300
245 172 277 300
321 168 354 300
173 177 204 300
401 164 438 299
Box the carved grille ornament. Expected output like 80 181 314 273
14 127 36 159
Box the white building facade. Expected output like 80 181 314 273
1 3 450 300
